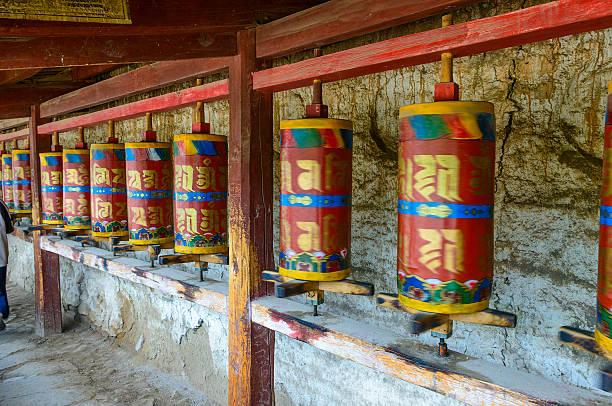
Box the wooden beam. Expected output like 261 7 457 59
71 64 122 81
228 29 274 406
0 106 32 121
253 0 612 93
0 68 42 85
0 33 236 70
0 119 28 132
256 0 482 58
36 79 229 134
30 105 61 336
0 82 92 107
0 0 325 37
40 57 230 118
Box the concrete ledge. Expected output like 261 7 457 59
40 236 611 406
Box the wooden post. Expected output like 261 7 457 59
228 29 275 406
30 104 61 336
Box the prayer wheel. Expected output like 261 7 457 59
397 101 495 314
40 152 63 224
63 128 91 229
90 121 128 237
2 153 14 212
596 80 612 352
126 113 173 245
173 112 228 254
12 148 32 215
279 118 353 281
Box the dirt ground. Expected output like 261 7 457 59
0 281 219 406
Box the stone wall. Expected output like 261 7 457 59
5 0 612 402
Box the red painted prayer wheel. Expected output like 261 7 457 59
173 133 228 254
12 149 32 215
40 152 63 225
397 101 495 314
63 149 91 229
596 80 612 352
90 143 128 237
279 118 353 281
2 154 14 213
126 140 173 245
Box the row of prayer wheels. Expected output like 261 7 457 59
0 102 496 316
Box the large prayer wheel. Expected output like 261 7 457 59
90 143 128 237
40 152 63 225
397 101 495 314
126 137 173 245
596 81 612 352
2 154 14 212
12 149 32 215
174 133 228 254
63 148 91 229
279 118 353 281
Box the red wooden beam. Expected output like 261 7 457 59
256 0 483 58
253 0 612 93
40 57 230 118
0 127 29 142
36 79 229 134
228 29 275 406
71 64 122 81
29 105 62 336
0 33 236 70
0 68 42 85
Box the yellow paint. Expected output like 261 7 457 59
399 101 494 118
125 142 170 149
595 328 612 352
40 152 62 158
42 219 63 225
175 244 229 255
174 134 227 142
280 118 353 131
129 237 173 246
13 209 32 214
279 267 350 282
92 230 128 238
608 80 612 95
12 149 30 155
398 295 489 314
65 224 89 230
90 143 124 150
63 149 88 155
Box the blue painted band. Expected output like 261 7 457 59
174 191 228 202
13 180 31 185
600 205 612 225
64 185 90 193
41 186 61 193
398 200 493 219
127 190 172 199
280 193 351 207
92 186 127 195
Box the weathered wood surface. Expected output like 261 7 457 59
256 0 482 58
558 326 612 360
0 33 236 70
29 105 62 336
40 236 228 314
253 0 612 93
42 58 230 118
158 253 229 266
227 29 275 406
36 80 229 135
11 227 33 242
252 296 612 406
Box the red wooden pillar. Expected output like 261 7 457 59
228 29 275 405
29 104 61 336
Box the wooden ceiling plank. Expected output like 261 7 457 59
71 64 123 80
253 0 612 93
256 0 484 58
0 33 236 70
0 68 42 85
40 57 230 118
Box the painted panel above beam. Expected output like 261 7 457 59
256 0 483 58
253 0 612 93
0 33 236 70
40 57 230 118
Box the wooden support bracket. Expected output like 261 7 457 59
110 240 173 267
263 270 373 315
158 251 230 281
20 224 56 232
376 293 517 334
558 326 612 360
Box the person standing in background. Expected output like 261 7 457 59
0 198 13 331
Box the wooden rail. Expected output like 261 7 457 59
34 235 611 406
